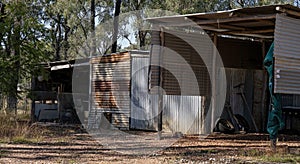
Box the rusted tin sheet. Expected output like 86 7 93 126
274 14 300 94
89 52 131 129
90 52 130 64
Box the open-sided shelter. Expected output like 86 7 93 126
146 4 300 134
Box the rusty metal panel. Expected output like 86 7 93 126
90 52 130 64
130 55 158 130
274 14 300 94
111 113 129 128
92 60 131 110
89 52 131 129
163 95 202 134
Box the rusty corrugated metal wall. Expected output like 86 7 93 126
88 52 131 129
274 14 300 94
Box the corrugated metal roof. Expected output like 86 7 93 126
147 4 300 39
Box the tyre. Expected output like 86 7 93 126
234 114 250 132
215 118 235 134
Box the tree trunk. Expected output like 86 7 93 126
0 2 4 23
138 30 147 49
7 56 19 114
90 0 96 56
63 18 70 60
111 0 121 53
55 14 62 61
7 15 22 114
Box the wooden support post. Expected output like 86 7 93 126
88 58 93 128
270 138 277 152
157 28 165 140
57 85 62 122
261 40 267 132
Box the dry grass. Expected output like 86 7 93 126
240 147 300 163
258 153 300 163
0 112 43 143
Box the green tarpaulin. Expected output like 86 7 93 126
263 42 285 139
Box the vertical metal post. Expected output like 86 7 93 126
211 34 217 132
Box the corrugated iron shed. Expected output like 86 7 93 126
147 4 300 133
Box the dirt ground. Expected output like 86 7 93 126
0 125 299 164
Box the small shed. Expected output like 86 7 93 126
73 51 152 130
147 4 300 134
31 51 152 130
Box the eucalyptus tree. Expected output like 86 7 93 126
42 0 114 59
120 0 164 50
0 0 50 112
